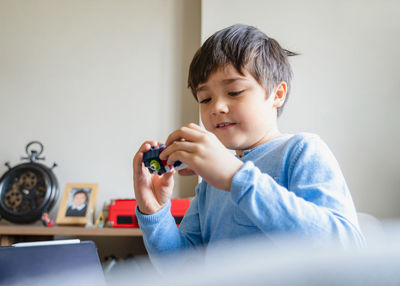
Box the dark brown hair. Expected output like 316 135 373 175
73 189 88 200
188 24 297 116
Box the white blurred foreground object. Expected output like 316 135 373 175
106 219 400 286
357 212 385 243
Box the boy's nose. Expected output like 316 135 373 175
211 99 229 115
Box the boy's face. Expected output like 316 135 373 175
196 64 283 155
73 192 87 207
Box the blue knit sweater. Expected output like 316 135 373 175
136 133 365 257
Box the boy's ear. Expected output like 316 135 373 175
272 82 287 108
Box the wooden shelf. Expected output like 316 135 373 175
0 224 147 260
0 225 142 237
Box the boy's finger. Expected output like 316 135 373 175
165 150 193 167
162 171 174 183
165 125 205 146
139 140 158 152
187 123 203 131
133 152 144 178
178 168 196 176
159 141 197 160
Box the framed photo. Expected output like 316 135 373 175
56 183 98 226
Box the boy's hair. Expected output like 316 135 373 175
73 189 88 199
188 24 297 117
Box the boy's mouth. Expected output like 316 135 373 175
216 122 236 128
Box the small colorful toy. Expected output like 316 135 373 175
41 212 55 227
143 144 186 175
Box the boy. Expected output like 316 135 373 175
66 189 88 217
133 24 365 259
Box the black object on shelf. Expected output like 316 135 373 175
0 141 59 223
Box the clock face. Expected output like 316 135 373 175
2 168 47 214
0 163 58 223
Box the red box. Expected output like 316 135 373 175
170 199 191 226
108 199 138 228
108 199 191 228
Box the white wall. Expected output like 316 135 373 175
0 0 200 219
202 0 400 218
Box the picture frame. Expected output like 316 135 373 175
56 183 98 226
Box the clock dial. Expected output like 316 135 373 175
4 188 22 211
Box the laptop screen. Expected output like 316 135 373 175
0 240 106 286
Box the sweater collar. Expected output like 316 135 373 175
237 133 291 160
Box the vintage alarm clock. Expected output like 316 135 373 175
0 141 59 224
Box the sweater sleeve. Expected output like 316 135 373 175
135 185 203 258
230 136 365 247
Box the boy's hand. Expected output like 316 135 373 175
177 168 197 176
133 141 174 215
160 123 243 191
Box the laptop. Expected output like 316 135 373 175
0 240 106 286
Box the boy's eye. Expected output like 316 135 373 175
228 90 244 96
199 98 211 104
